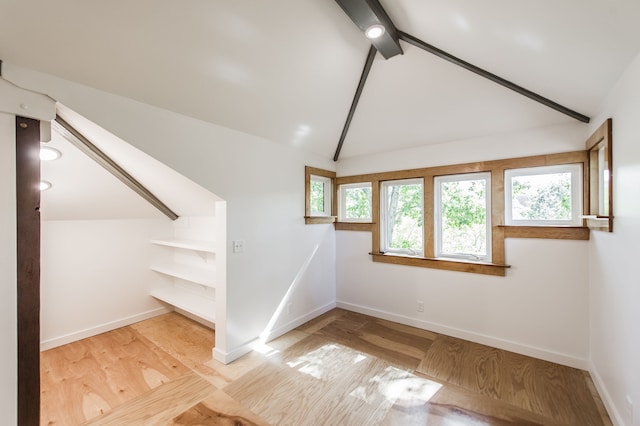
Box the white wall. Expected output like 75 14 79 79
336 123 592 368
40 218 172 350
5 64 337 360
588 51 640 426
0 112 18 425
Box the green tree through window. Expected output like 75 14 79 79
383 180 423 253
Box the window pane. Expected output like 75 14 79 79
310 180 325 214
343 184 371 220
439 177 488 258
383 180 423 253
510 173 572 221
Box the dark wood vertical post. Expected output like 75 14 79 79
16 116 41 426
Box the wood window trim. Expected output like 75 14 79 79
335 222 374 231
584 118 613 232
335 150 590 276
370 252 509 276
305 166 336 224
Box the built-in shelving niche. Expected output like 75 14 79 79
150 214 224 327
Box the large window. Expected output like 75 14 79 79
339 182 372 222
381 179 423 255
504 164 582 226
434 173 491 262
330 149 591 276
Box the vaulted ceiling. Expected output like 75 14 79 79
1 0 639 160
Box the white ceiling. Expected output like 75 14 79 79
2 0 640 160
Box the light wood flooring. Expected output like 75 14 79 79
41 309 611 425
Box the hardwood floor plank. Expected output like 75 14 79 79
82 371 215 425
225 334 401 425
417 335 606 425
41 309 611 425
296 308 368 335
130 313 214 369
314 319 426 370
382 377 561 426
41 326 189 425
171 390 269 425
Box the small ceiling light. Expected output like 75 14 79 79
365 24 385 39
40 146 61 161
39 181 52 191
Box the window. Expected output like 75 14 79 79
339 182 372 222
310 175 332 216
305 166 336 224
505 164 582 226
381 179 423 255
435 173 491 262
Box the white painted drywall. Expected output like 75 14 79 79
0 112 18 425
335 125 592 368
40 218 172 349
588 51 640 426
5 64 337 359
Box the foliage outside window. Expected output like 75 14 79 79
435 173 491 262
310 175 332 216
339 183 372 222
504 164 582 226
381 179 423 255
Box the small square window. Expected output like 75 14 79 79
505 164 582 226
339 183 372 222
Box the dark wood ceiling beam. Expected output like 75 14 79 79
335 0 403 59
52 115 179 221
398 31 590 123
334 45 377 161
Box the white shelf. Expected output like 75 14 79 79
150 262 215 288
151 287 215 323
151 238 216 253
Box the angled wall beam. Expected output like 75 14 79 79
398 31 591 123
334 45 377 161
335 0 403 59
53 115 179 221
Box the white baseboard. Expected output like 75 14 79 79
589 361 624 425
39 307 172 351
260 301 336 343
336 301 589 370
213 337 258 364
212 301 336 365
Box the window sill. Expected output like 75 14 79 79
370 252 510 276
334 222 374 231
305 216 336 225
499 226 589 240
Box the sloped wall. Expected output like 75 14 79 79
6 64 337 360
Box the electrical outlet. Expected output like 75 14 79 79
626 395 633 423
417 300 424 312
286 303 292 315
232 240 245 253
